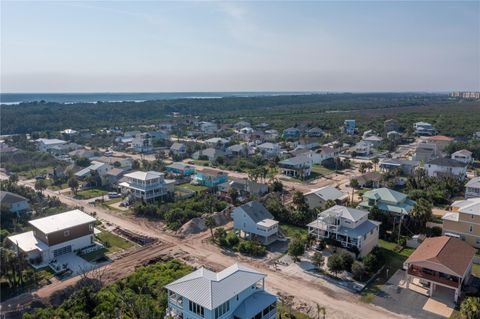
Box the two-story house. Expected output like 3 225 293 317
307 205 380 257
442 198 480 247
74 161 114 186
0 191 30 216
200 121 218 134
425 157 467 179
170 142 187 157
165 263 277 319
413 142 438 162
7 209 96 266
426 135 454 153
282 127 301 139
218 178 269 199
414 122 436 136
307 127 324 137
35 138 67 152
304 186 348 210
451 149 473 164
358 188 416 215
344 120 356 135
232 201 279 245
130 134 153 153
119 171 175 202
166 163 196 176
194 168 229 188
192 148 226 162
205 137 229 149
256 143 280 157
379 159 419 175
95 156 133 170
465 177 480 198
278 156 312 179
404 236 475 302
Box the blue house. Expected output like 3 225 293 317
165 263 277 319
344 120 356 135
194 168 228 187
282 127 301 139
166 163 196 176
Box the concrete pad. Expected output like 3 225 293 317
423 299 454 318
51 253 95 275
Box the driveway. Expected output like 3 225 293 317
373 270 454 319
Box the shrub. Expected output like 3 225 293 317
311 252 324 268
363 248 385 274
288 237 306 260
351 261 366 281
225 232 239 247
238 241 266 257
339 251 354 272
460 297 480 319
327 254 344 276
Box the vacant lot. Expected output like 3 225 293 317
76 188 108 199
96 230 135 253
177 183 208 192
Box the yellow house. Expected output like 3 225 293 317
442 198 480 248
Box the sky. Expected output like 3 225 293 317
1 1 479 93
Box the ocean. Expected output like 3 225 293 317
0 91 316 105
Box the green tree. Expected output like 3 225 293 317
34 179 47 194
311 251 325 269
411 198 433 232
359 162 367 174
228 188 239 205
460 297 480 319
350 178 359 189
271 180 283 192
324 199 336 209
371 157 379 172
292 191 308 212
205 215 216 240
327 254 344 276
339 251 354 272
351 261 366 281
288 237 306 261
68 177 79 195
8 174 18 184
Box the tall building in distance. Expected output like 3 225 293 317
449 92 480 99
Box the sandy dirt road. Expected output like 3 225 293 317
2 177 410 319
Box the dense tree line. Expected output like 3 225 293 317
23 259 193 319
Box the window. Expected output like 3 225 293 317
470 225 473 233
89 224 94 231
214 301 230 319
64 230 70 237
189 301 204 317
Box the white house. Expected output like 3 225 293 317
353 141 371 156
256 143 280 157
200 121 218 134
0 191 30 215
74 161 113 186
131 134 153 153
465 177 480 199
451 149 473 164
165 263 277 319
192 148 226 161
205 137 229 149
307 205 380 257
7 209 97 267
232 201 279 245
362 135 383 148
425 158 467 179
170 142 187 157
35 138 67 152
95 156 133 170
120 171 175 202
414 142 438 162
304 186 348 210
414 122 436 136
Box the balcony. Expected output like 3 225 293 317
408 266 460 289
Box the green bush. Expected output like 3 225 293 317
225 232 239 247
238 241 266 257
351 261 366 281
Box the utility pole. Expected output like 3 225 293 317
398 215 403 244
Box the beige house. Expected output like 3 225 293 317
442 198 480 248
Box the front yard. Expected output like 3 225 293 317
75 188 108 199
177 183 208 192
280 224 308 240
361 239 414 302
311 164 334 176
96 231 135 254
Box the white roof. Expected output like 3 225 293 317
8 231 49 252
257 218 279 228
451 198 480 215
442 212 459 222
305 186 347 201
36 138 67 145
165 263 266 309
29 209 96 234
124 170 164 180
466 177 480 188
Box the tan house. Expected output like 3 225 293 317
442 198 480 248
404 236 475 302
426 135 455 152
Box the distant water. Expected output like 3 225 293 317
0 91 316 105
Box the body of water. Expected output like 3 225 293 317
0 91 317 105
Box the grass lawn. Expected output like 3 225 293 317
96 231 135 253
472 263 480 277
311 164 334 176
80 248 108 262
177 183 208 192
18 167 52 179
280 224 308 240
75 188 108 199
192 160 210 166
361 239 414 302
48 182 68 190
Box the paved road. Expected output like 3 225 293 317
2 179 407 319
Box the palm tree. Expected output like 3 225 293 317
460 297 480 319
34 179 47 194
359 162 367 174
205 216 216 240
372 157 379 172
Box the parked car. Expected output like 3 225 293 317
108 192 121 199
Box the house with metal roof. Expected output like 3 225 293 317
465 177 480 199
218 178 268 198
232 201 279 245
170 142 187 157
278 156 312 179
358 188 416 215
304 186 348 210
425 157 467 179
193 168 228 188
192 148 226 162
119 170 175 202
404 236 475 302
165 263 277 319
451 149 473 164
166 163 196 176
282 127 301 139
379 158 419 175
7 209 97 267
442 198 480 248
308 205 379 257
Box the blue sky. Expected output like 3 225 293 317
1 1 478 92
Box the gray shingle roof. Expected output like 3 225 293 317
427 157 467 168
237 201 274 223
164 263 266 309
0 191 28 205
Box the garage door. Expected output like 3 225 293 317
53 245 72 257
